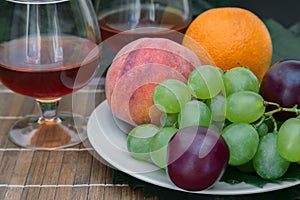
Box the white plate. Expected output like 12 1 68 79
87 100 300 195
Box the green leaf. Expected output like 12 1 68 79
289 21 300 40
264 19 300 64
220 163 300 188
113 168 300 200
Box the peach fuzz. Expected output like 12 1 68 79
105 38 203 126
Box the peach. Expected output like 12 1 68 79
106 37 204 126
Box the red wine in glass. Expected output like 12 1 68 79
97 3 192 52
99 6 189 39
0 36 100 99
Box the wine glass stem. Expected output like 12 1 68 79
36 98 62 124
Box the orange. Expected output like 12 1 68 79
183 7 273 81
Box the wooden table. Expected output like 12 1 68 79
0 80 158 200
2 79 300 200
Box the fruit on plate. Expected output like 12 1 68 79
183 7 272 81
188 65 224 99
105 37 210 126
221 123 259 166
223 67 260 96
149 127 178 170
126 63 300 190
167 126 229 191
277 118 300 162
225 91 265 123
178 100 212 129
260 59 300 120
253 133 290 180
153 79 191 114
127 124 159 161
206 93 226 122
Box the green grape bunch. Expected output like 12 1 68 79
127 60 300 183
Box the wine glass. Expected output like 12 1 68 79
0 0 101 149
94 0 192 51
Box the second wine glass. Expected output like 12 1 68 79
95 0 192 51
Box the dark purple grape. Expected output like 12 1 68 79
260 59 300 120
167 126 229 191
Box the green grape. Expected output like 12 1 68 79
221 123 259 166
209 120 225 133
178 100 212 129
150 127 178 170
153 79 191 113
253 133 290 180
207 93 226 122
223 67 260 96
226 91 265 123
257 122 269 137
127 124 159 161
160 112 178 128
277 118 300 162
188 65 224 99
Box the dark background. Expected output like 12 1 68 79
234 0 299 27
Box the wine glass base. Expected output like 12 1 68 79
8 112 87 150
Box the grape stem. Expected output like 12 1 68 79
271 116 278 132
263 101 300 117
252 115 266 129
252 101 299 133
253 115 278 132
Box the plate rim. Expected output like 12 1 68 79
87 100 300 196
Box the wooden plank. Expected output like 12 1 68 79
0 151 19 184
0 120 16 148
134 188 158 200
73 151 93 185
0 152 3 176
55 187 72 200
70 187 88 200
20 188 40 199
103 187 121 200
0 187 7 200
121 187 158 200
120 187 135 200
25 151 49 185
57 151 78 185
3 187 23 200
89 155 109 184
88 186 105 199
41 151 64 185
38 187 56 200
9 151 34 185
105 167 114 184
3 134 20 149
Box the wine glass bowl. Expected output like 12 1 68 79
95 0 192 51
0 0 101 149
